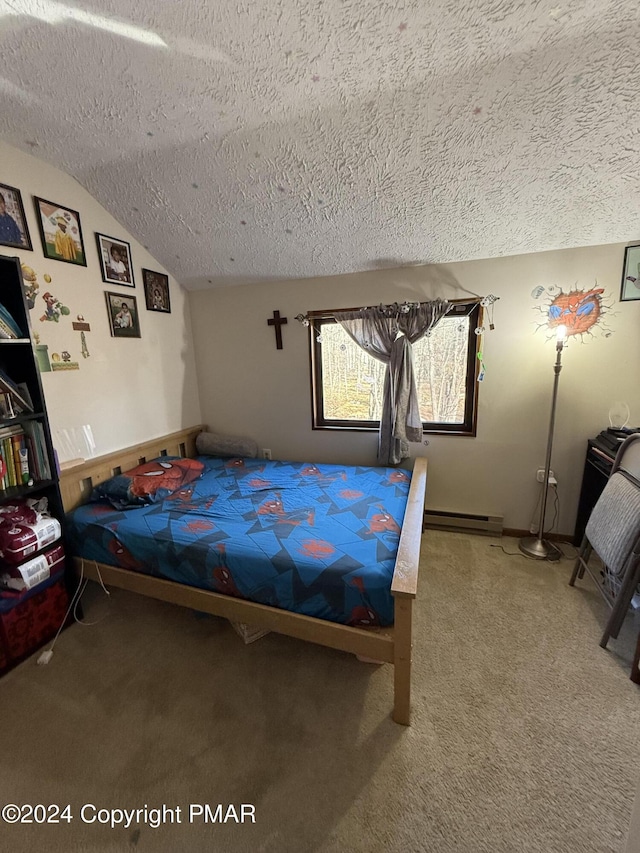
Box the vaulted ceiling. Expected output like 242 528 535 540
0 0 638 290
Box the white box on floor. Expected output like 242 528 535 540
229 620 270 644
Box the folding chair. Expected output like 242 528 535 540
569 433 640 649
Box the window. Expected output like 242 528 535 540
309 302 481 435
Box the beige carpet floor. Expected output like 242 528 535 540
0 531 638 853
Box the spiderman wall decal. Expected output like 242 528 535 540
531 282 614 340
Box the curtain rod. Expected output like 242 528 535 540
301 295 495 319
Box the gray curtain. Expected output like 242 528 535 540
333 300 450 465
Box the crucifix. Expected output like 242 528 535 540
267 310 288 349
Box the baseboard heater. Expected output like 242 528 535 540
424 509 504 536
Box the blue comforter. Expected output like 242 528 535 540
65 456 412 626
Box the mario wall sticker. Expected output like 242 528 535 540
50 350 79 371
20 263 40 309
72 315 91 359
40 290 70 323
20 263 88 370
39 285 78 369
32 332 51 373
532 283 614 340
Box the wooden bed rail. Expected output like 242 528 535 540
391 456 427 599
59 425 205 512
390 455 427 725
76 559 396 663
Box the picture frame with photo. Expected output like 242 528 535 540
620 245 640 302
0 183 32 250
96 233 135 287
142 268 171 313
34 197 86 265
105 291 141 338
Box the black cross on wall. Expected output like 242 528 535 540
267 310 288 349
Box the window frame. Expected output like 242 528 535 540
309 301 482 436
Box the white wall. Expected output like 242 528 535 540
0 141 201 460
189 246 640 535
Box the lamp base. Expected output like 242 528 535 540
518 536 562 562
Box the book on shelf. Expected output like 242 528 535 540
1 436 17 487
0 446 6 489
0 444 18 488
37 422 51 480
24 432 40 481
11 434 24 483
23 421 49 481
0 302 23 339
0 421 49 488
0 368 33 414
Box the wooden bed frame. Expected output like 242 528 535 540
59 425 428 725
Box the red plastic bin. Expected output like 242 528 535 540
0 569 69 673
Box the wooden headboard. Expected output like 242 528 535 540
59 425 205 512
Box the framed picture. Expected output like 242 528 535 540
105 291 141 338
621 245 640 301
142 268 171 313
96 233 135 287
0 183 32 250
34 197 86 266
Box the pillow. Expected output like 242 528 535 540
196 431 258 459
90 456 204 510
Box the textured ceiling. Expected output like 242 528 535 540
0 0 639 290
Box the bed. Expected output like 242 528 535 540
60 426 428 725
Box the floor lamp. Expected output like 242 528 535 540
519 324 567 562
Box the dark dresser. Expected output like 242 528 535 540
573 435 620 546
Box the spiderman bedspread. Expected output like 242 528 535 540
65 456 413 626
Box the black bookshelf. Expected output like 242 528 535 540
0 255 70 674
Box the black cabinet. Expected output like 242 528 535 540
573 438 617 546
0 255 70 673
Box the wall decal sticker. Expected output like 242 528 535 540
20 264 39 309
33 332 51 373
72 315 90 331
73 315 91 359
51 351 79 371
532 283 614 339
40 290 70 323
